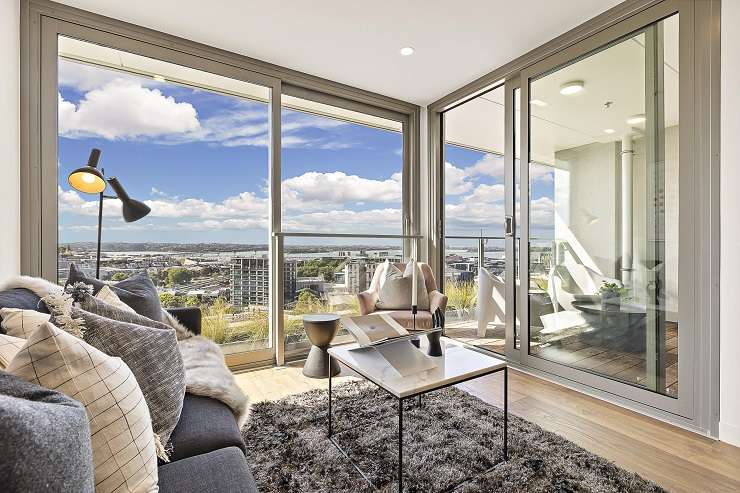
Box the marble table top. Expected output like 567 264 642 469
329 336 506 398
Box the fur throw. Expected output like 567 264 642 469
178 336 250 426
0 275 63 298
3 275 249 424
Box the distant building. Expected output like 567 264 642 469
230 256 297 308
343 256 402 294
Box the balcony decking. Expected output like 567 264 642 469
445 319 679 397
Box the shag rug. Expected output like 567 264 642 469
242 381 666 493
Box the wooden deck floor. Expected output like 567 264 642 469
446 321 679 397
234 362 740 493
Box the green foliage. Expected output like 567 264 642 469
297 258 345 282
184 295 200 307
293 289 328 314
166 267 193 286
159 292 185 308
446 280 477 314
111 272 130 281
597 281 630 299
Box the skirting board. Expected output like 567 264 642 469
719 421 740 448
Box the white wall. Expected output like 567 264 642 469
720 0 740 448
0 0 20 280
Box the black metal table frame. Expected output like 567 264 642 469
327 355 508 492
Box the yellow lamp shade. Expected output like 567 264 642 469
68 166 106 194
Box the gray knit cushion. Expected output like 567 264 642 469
64 306 186 455
79 294 191 339
0 370 94 492
67 263 165 321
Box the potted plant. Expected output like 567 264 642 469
598 281 628 311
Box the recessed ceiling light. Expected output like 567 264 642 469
530 99 548 107
603 128 616 134
399 46 415 56
559 80 584 95
626 114 646 125
153 75 166 82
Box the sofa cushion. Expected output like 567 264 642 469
158 447 257 493
6 322 159 493
79 293 192 339
0 334 25 368
0 371 94 493
167 393 246 462
0 288 48 328
67 263 165 321
0 308 52 339
60 306 185 456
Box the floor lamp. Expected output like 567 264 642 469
67 149 151 278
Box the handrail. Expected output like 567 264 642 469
273 232 422 239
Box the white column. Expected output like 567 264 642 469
621 135 634 286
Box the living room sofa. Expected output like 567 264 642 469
0 289 258 493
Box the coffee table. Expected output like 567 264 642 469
327 336 508 492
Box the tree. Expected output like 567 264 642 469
159 292 185 308
294 289 325 314
184 295 200 307
111 272 130 281
167 267 192 286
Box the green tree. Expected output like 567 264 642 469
184 295 200 307
294 289 326 314
159 292 185 308
167 267 193 286
111 272 130 281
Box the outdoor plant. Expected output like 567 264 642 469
597 281 630 300
446 280 477 319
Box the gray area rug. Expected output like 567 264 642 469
242 381 667 492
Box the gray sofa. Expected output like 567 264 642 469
0 289 258 493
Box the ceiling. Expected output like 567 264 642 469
444 14 679 164
55 0 623 105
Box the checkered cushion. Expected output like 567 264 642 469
0 334 25 368
67 306 185 455
6 322 159 493
0 308 51 339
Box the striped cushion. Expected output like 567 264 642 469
0 308 51 339
6 322 158 493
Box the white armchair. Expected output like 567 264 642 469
475 267 505 337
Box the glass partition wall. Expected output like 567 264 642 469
45 21 413 369
442 85 508 355
521 13 684 403
436 1 703 424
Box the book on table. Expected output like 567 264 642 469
340 313 440 348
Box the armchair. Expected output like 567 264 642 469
357 262 447 329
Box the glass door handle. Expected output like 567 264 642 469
505 216 514 237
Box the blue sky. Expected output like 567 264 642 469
58 58 403 244
58 57 554 246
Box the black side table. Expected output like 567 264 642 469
302 313 341 378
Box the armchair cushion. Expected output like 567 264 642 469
376 261 429 311
374 310 434 330
357 290 378 316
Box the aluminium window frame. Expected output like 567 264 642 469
427 0 720 437
20 0 421 369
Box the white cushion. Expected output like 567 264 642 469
0 308 51 339
0 333 25 368
96 285 137 313
376 261 429 311
6 322 159 493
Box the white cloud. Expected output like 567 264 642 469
445 162 473 195
59 81 200 140
281 171 401 210
284 208 402 233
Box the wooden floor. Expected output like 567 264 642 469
446 321 679 396
234 361 740 493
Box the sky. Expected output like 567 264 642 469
58 55 555 247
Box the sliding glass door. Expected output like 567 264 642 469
519 5 693 415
